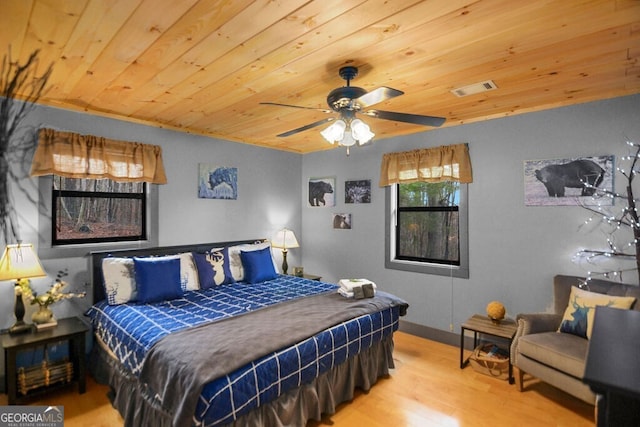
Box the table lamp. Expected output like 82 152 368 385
271 228 299 275
0 243 47 334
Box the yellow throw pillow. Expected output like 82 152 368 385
558 286 636 339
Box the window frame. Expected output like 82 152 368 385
385 182 469 278
37 175 158 259
51 177 148 246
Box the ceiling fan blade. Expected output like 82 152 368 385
277 117 335 137
363 109 446 127
355 87 404 109
260 102 332 114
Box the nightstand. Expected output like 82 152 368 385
2 317 88 405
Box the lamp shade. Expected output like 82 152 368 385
351 119 375 144
340 131 357 147
320 120 346 144
271 228 300 250
321 118 374 155
0 244 47 281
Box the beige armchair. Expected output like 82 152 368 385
511 275 640 404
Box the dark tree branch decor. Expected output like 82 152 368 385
574 140 640 284
0 49 52 245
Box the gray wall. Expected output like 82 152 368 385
301 94 640 335
3 94 639 340
2 105 302 330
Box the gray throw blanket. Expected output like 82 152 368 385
138 290 408 427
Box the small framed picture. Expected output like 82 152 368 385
308 177 335 207
198 165 238 199
333 213 352 229
345 179 371 203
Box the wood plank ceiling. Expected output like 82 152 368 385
2 0 639 154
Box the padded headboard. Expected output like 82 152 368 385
89 239 266 304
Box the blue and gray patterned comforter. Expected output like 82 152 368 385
86 275 404 426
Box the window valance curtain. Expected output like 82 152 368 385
30 128 167 184
379 143 472 186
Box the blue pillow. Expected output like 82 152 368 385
192 248 235 289
133 257 183 303
240 247 278 284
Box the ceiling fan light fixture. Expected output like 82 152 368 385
351 119 374 145
321 118 373 154
320 120 346 144
341 131 357 147
264 65 445 153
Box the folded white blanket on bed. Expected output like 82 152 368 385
338 278 377 291
338 279 376 298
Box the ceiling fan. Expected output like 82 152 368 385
261 66 446 153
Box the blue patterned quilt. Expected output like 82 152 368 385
86 275 403 426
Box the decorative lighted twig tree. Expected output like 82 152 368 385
0 49 52 245
574 140 640 284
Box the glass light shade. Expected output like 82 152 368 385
271 228 300 249
0 244 47 281
351 119 375 144
340 131 357 147
320 120 346 144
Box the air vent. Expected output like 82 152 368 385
450 80 498 97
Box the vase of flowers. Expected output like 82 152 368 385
31 304 54 324
15 270 86 325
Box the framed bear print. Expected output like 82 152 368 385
524 155 614 206
333 213 352 229
308 177 335 207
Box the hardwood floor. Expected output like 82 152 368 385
0 332 594 426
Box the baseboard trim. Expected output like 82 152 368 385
399 320 476 350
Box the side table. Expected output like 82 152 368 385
2 317 88 405
460 314 517 384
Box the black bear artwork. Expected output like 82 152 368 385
535 159 605 197
309 180 334 206
332 214 351 229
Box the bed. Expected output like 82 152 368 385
86 239 408 427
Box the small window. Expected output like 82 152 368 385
396 182 460 265
52 176 146 245
386 182 469 278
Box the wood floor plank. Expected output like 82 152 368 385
0 331 594 426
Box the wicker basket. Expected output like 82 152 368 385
17 357 73 396
468 343 509 380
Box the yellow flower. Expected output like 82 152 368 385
15 278 35 303
15 272 86 307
